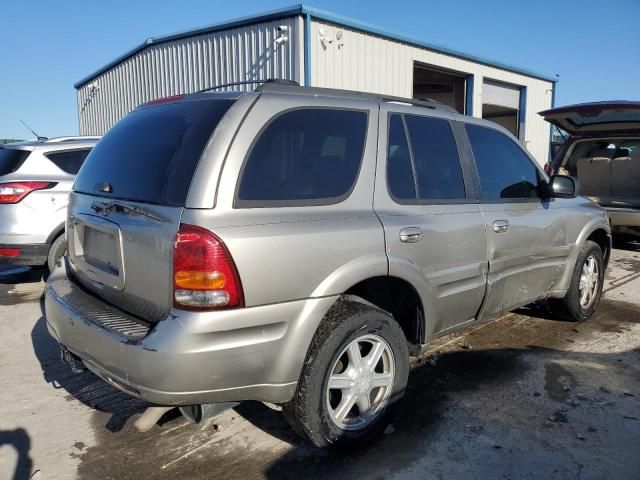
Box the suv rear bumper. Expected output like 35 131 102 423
605 207 640 228
0 243 48 265
44 261 335 406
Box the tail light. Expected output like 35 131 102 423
0 181 53 204
173 224 244 310
0 248 21 257
143 95 184 107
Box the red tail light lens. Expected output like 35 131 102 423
0 181 52 204
173 224 244 310
0 248 21 257
144 95 184 107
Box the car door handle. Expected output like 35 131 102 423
400 227 423 243
493 220 510 233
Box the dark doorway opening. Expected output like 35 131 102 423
413 63 468 114
482 104 519 137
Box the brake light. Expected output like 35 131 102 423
0 181 52 204
173 224 244 310
0 248 21 257
144 95 184 107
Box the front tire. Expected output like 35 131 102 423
549 240 604 322
283 299 409 449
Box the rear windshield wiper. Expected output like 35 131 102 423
91 200 167 223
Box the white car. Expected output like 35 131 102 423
0 136 99 269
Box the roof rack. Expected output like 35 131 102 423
197 78 299 93
45 136 101 143
195 77 455 113
257 81 456 112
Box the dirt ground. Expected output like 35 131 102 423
1 236 639 480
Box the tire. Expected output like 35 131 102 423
549 240 604 322
47 234 66 272
283 299 409 449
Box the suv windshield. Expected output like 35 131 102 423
74 98 234 206
0 148 30 176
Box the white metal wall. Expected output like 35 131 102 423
310 20 554 165
77 17 304 135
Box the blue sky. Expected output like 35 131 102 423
1 0 638 139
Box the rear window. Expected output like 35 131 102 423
0 148 30 176
237 108 368 207
46 149 91 174
74 98 234 206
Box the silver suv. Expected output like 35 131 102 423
0 137 99 269
45 82 611 449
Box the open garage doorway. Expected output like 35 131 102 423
482 79 524 139
413 63 469 114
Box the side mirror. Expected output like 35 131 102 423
548 175 578 198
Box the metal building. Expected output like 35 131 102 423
75 4 557 164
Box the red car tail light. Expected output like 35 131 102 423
0 181 53 204
173 224 244 310
0 248 21 257
143 95 184 107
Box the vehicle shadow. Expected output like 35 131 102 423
0 266 46 285
612 232 640 253
513 300 556 321
0 428 32 480
30 310 148 433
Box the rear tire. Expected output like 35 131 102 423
283 299 409 449
549 240 604 322
47 234 66 272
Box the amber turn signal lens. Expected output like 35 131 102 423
174 270 226 290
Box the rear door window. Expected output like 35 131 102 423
45 149 91 174
466 124 540 200
386 113 466 202
237 108 368 207
74 98 234 206
387 115 417 201
405 115 466 200
0 148 30 176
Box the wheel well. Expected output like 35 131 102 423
46 223 65 246
587 228 610 266
345 277 424 345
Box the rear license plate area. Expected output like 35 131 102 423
83 227 119 275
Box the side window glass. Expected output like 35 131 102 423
404 115 466 200
46 149 91 174
466 125 539 200
387 115 416 200
237 109 367 206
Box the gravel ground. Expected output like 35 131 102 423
1 237 639 480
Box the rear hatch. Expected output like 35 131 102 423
68 96 234 322
539 101 640 136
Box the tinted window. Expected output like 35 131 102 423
46 149 91 174
405 115 466 200
0 148 30 176
387 115 416 200
74 99 234 206
466 124 539 200
237 109 367 205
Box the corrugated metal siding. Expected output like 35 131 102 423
310 20 554 165
77 17 302 135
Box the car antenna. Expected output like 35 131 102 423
19 120 48 141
